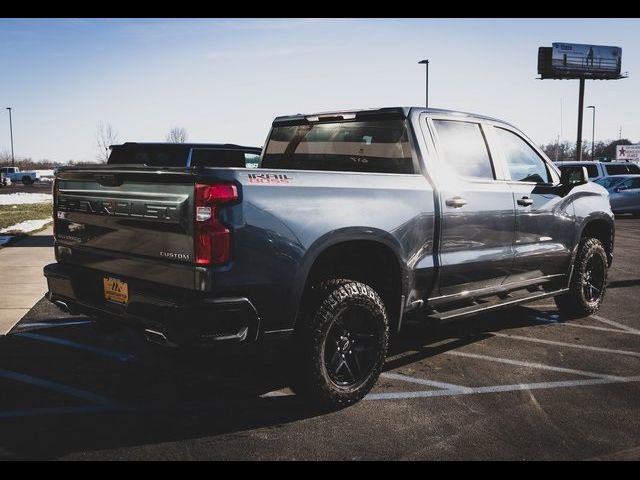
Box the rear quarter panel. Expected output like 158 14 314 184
207 168 436 332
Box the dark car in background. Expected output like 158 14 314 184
595 174 640 215
107 142 262 168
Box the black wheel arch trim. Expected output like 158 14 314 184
287 227 409 331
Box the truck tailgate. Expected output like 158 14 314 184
55 168 198 290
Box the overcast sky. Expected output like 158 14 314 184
1 18 638 163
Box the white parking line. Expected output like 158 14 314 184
365 375 640 401
380 372 472 392
0 369 122 407
15 332 136 363
491 332 640 358
524 310 640 335
0 405 125 419
445 351 626 381
555 322 640 336
590 315 640 334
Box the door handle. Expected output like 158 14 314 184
517 196 534 207
445 196 467 208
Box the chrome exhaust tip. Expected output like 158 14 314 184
53 300 70 313
144 328 177 347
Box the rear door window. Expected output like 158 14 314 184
261 120 415 174
596 176 627 189
619 177 640 190
605 163 640 175
432 120 495 180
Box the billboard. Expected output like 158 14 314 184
616 144 640 162
552 43 621 75
538 43 624 79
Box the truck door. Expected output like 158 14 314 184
427 117 516 298
490 125 574 284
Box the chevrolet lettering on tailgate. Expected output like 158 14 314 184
57 195 182 221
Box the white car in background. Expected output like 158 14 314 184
555 160 640 182
0 166 41 185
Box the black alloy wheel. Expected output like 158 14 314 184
582 253 605 304
291 279 389 409
323 305 381 388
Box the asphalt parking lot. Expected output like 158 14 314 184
0 218 638 460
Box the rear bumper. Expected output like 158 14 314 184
43 262 261 348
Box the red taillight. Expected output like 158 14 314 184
194 182 238 266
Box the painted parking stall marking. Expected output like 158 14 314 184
15 332 136 363
490 332 640 358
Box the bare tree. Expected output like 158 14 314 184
96 123 119 162
166 127 188 143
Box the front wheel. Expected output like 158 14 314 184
291 279 389 410
555 237 608 319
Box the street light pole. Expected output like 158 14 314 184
6 107 14 167
587 105 596 161
418 59 429 108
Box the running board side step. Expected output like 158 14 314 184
427 288 569 322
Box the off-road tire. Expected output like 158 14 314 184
291 279 389 410
555 237 608 319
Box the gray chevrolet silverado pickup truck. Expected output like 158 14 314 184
44 107 614 408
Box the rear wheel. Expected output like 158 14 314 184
291 279 389 409
22 176 34 185
555 237 608 319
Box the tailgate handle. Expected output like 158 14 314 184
95 174 122 187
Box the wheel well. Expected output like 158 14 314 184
301 241 403 330
582 219 613 265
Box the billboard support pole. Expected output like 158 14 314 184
576 78 585 161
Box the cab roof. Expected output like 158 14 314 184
272 106 514 128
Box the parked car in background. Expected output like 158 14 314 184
0 173 11 187
555 160 640 182
595 174 640 215
107 142 262 168
0 166 41 185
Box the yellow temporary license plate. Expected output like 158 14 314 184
103 276 129 305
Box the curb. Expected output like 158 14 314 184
0 221 53 250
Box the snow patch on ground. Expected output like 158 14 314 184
0 193 52 205
1 218 52 234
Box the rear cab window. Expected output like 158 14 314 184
108 145 190 166
108 144 261 168
191 149 249 168
261 119 416 174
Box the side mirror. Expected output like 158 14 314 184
560 166 588 186
615 185 628 192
